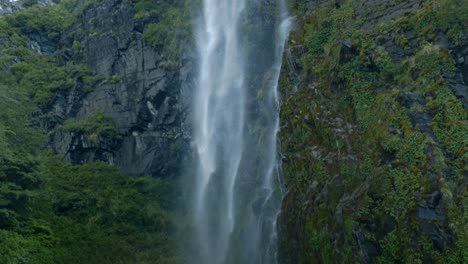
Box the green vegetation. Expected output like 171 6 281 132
62 111 122 141
135 0 193 62
0 154 181 263
280 0 467 263
0 1 183 263
1 0 466 263
10 60 99 106
0 1 99 108
4 4 74 42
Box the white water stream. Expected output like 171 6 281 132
192 1 291 263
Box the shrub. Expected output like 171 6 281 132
62 111 121 140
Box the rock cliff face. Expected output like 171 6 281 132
3 0 465 262
48 0 193 177
277 0 466 263
0 0 54 17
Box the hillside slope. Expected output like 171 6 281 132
278 0 467 263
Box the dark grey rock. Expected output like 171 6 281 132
409 112 432 125
48 0 194 177
399 92 426 108
417 206 453 252
387 125 402 136
429 191 441 208
363 240 380 260
443 69 468 106
451 83 468 103
0 0 54 17
27 33 56 54
417 207 443 221
339 39 357 64
356 0 420 30
0 0 24 17
383 214 397 234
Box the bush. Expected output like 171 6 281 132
137 0 192 61
306 18 337 55
5 4 74 42
62 111 121 140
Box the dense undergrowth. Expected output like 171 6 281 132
280 0 467 263
0 1 182 263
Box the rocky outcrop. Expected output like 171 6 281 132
0 0 24 17
0 0 54 17
48 0 194 177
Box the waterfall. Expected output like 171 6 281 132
191 1 291 263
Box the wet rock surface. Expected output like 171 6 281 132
47 0 194 177
0 0 54 17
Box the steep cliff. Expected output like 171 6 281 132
1 0 466 263
48 0 194 177
0 0 188 262
1 0 193 178
278 0 467 263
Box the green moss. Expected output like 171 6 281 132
301 2 354 79
72 40 83 52
133 0 158 20
393 34 408 48
306 17 337 55
279 0 466 262
108 74 122 84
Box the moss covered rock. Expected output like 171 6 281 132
278 0 467 263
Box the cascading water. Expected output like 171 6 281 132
191 1 291 263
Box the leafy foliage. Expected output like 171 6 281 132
0 1 183 263
0 2 99 108
4 4 74 42
62 111 122 140
136 0 193 62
